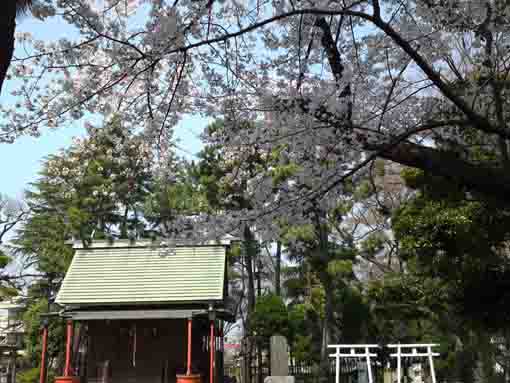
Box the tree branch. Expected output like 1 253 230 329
368 140 510 201
0 2 17 95
370 15 509 140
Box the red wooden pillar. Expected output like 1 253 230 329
64 320 73 376
39 322 49 383
186 318 193 375
209 321 215 383
177 318 200 383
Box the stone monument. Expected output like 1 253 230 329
264 335 294 383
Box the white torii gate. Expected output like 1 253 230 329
328 345 379 383
387 344 440 383
328 343 440 383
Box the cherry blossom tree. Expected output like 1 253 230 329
1 0 33 94
4 0 510 238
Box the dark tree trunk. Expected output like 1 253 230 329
243 225 257 383
244 225 256 315
0 2 17 96
319 275 335 382
275 241 282 296
313 208 334 383
319 275 334 379
255 252 263 383
120 205 129 238
306 260 312 303
256 259 262 297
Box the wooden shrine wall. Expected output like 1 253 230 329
85 319 210 383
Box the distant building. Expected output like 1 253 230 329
0 300 25 383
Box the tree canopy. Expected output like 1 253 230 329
3 0 510 232
4 1 510 380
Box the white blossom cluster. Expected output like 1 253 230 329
3 0 510 241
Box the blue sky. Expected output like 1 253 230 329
0 10 209 199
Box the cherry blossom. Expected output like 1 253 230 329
3 0 510 239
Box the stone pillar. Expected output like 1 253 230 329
264 335 293 383
270 335 288 377
383 368 393 383
357 361 368 383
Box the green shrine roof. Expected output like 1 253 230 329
55 240 228 306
